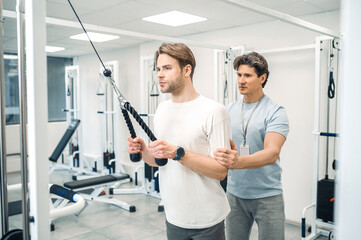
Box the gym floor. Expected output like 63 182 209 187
7 171 327 240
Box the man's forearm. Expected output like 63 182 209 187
180 150 228 180
236 147 280 169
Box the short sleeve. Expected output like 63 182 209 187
266 106 289 139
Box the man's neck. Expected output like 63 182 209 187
172 88 199 103
172 82 199 103
243 90 264 103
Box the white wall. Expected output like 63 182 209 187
5 122 67 172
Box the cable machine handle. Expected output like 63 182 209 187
121 109 142 162
328 71 335 99
124 102 168 166
103 70 167 166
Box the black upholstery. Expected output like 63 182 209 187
49 119 80 163
64 173 130 190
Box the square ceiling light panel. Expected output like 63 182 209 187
46 46 65 53
70 32 120 43
142 11 207 27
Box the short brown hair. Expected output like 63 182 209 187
233 52 269 88
154 43 196 79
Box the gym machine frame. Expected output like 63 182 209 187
49 65 97 178
216 47 245 105
301 36 340 240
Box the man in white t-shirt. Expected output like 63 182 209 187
127 43 231 240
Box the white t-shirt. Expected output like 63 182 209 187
154 95 231 229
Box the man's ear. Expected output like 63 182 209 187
184 64 192 77
260 73 267 85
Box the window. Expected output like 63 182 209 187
3 55 19 124
3 55 73 124
47 56 73 122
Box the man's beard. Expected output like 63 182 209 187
161 75 184 93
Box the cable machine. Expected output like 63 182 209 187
64 66 81 169
97 60 129 176
109 56 163 209
216 47 244 105
302 36 340 240
49 65 98 180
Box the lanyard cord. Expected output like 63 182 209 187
241 95 265 145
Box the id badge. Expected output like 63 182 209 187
239 144 250 156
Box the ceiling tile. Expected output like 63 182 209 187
49 0 130 11
151 27 201 38
272 1 324 16
103 1 165 19
114 19 171 34
136 0 219 11
46 1 93 20
79 10 133 27
306 0 340 11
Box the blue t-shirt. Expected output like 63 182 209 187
227 95 289 199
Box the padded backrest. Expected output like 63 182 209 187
49 119 80 163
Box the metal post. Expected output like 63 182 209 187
0 0 9 236
25 0 50 237
16 0 30 238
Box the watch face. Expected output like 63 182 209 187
174 147 185 161
177 147 185 158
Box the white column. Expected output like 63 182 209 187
25 0 50 239
336 0 361 239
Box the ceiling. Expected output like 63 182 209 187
2 0 340 58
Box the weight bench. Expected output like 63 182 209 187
49 119 94 175
63 173 135 212
49 119 102 180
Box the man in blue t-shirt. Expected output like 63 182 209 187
214 52 289 240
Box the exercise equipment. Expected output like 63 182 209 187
67 0 167 166
216 47 244 105
97 61 128 175
61 66 100 180
302 36 340 240
63 66 81 170
0 1 29 238
48 119 96 176
109 57 163 211
49 184 85 220
62 173 135 212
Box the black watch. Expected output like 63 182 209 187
173 146 185 161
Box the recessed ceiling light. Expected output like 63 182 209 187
142 11 207 27
70 32 119 43
45 46 65 53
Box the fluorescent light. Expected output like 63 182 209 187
143 11 207 27
46 46 65 53
4 54 18 60
70 32 119 42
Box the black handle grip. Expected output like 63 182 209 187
121 109 142 163
155 158 168 166
125 103 168 166
130 153 142 162
50 184 77 203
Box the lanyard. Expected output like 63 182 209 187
241 95 265 146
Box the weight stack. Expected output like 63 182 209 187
316 178 335 223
